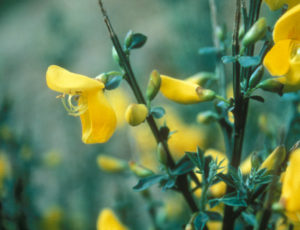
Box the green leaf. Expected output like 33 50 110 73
171 157 195 176
250 95 264 103
105 76 123 90
128 33 147 49
221 196 247 207
238 56 261 67
198 47 220 55
161 177 176 190
205 211 222 221
133 174 167 191
194 212 209 230
242 212 257 226
222 56 237 63
150 107 165 119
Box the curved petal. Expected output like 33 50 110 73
286 0 300 9
46 65 104 95
79 91 117 144
160 75 202 104
263 40 293 76
274 4 300 42
97 209 128 230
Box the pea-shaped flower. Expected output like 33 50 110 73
264 0 298 11
280 148 300 222
97 209 128 230
263 5 300 92
46 65 117 144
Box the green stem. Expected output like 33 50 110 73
98 0 198 213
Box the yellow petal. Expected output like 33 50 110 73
46 65 104 94
263 40 293 76
160 75 203 104
286 0 300 9
79 91 117 144
274 4 300 42
260 146 286 171
280 149 300 212
97 209 128 230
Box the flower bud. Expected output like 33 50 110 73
196 111 219 124
249 65 264 88
216 25 226 41
128 161 153 177
97 155 128 173
124 30 133 49
112 46 120 64
95 73 108 84
196 87 216 102
125 104 148 126
260 146 286 171
185 72 215 85
242 18 267 47
257 79 284 95
157 142 168 166
146 70 161 101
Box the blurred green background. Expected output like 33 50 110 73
0 0 295 229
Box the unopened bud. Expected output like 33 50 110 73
249 65 264 88
185 72 215 86
125 104 148 126
216 25 226 41
260 146 286 171
95 73 108 84
97 155 127 173
129 161 153 177
196 111 219 124
112 46 120 64
257 79 284 95
124 30 134 49
146 70 161 101
157 142 168 165
242 18 267 47
196 87 216 102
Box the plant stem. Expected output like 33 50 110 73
98 0 198 213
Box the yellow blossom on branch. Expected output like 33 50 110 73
263 5 300 92
280 148 300 223
46 65 117 144
97 209 128 230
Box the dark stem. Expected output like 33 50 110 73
98 0 198 213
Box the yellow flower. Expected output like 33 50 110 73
160 75 215 104
46 65 117 144
97 155 127 173
125 104 148 126
264 0 298 11
263 5 300 92
41 206 63 230
97 208 128 230
280 148 300 223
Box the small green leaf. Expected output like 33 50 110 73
194 212 209 230
222 56 237 63
150 107 165 119
162 177 176 190
128 33 147 49
105 76 123 90
238 56 261 67
198 47 220 55
250 95 264 103
205 211 223 221
221 196 247 207
242 212 257 226
171 157 195 176
133 174 167 191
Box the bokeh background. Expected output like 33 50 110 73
0 0 296 229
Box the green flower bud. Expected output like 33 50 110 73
196 111 219 124
249 65 264 88
242 18 267 47
112 46 120 64
125 104 148 126
257 79 284 95
95 73 108 84
185 72 215 86
146 70 161 101
216 25 226 42
157 142 168 166
124 30 134 49
129 161 153 177
195 87 216 102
